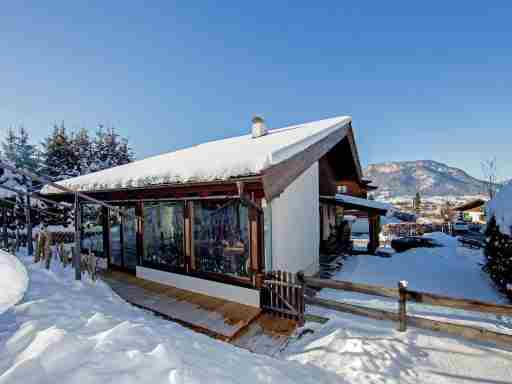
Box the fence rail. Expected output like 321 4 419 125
301 275 512 348
302 276 512 317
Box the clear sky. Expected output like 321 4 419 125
1 2 511 180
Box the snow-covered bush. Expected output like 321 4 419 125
483 215 512 299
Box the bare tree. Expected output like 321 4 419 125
481 157 498 199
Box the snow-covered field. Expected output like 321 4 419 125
1 242 512 384
286 310 512 383
283 233 512 383
318 233 512 334
0 251 338 384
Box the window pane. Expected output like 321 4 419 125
81 204 104 257
110 210 122 267
193 200 250 278
122 207 138 269
143 202 185 269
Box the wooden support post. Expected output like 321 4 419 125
398 280 408 332
368 214 380 254
26 194 33 256
101 206 110 266
73 193 81 281
135 201 144 267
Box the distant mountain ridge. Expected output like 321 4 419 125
364 160 488 198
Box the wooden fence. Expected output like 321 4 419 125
301 275 512 348
261 271 304 325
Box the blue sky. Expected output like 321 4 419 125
1 2 511 180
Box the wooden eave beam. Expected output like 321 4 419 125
261 123 352 201
44 179 265 204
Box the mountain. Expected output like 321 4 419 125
364 160 488 198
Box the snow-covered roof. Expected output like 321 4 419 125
41 116 352 194
335 194 391 212
486 182 512 236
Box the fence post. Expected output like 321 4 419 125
398 280 408 332
73 192 81 281
297 271 305 326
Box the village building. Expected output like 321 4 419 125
455 199 486 224
41 115 383 307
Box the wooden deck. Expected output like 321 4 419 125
101 270 261 341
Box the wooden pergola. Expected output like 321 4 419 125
0 161 119 280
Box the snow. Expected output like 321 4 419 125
0 250 339 383
0 251 28 315
317 233 512 334
2 247 512 383
281 232 512 383
41 116 351 194
486 181 512 236
285 311 512 384
335 194 391 212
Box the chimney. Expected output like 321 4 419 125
251 115 267 138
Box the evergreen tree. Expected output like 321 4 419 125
72 128 94 175
92 125 134 171
483 215 512 296
40 123 79 181
0 126 39 252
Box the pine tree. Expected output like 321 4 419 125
0 126 39 253
483 215 512 296
40 123 79 181
92 125 134 171
72 128 94 175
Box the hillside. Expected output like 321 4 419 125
365 160 488 198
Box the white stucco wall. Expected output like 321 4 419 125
136 266 261 307
270 162 320 275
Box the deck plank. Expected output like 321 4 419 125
100 271 261 340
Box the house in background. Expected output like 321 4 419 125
455 199 486 224
42 115 376 307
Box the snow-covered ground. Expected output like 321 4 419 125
317 233 512 334
0 250 28 315
2 244 512 384
0 251 338 384
286 310 512 384
283 233 512 383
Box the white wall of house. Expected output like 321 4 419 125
136 266 261 307
270 162 320 275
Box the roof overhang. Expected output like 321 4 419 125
262 121 361 201
454 199 486 212
320 194 390 216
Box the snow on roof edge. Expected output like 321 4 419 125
41 115 352 195
335 193 391 212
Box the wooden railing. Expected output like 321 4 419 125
300 274 512 348
261 271 305 325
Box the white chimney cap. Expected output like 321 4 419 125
251 115 267 138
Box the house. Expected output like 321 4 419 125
454 199 486 224
41 115 379 307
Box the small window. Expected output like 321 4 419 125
337 185 348 194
